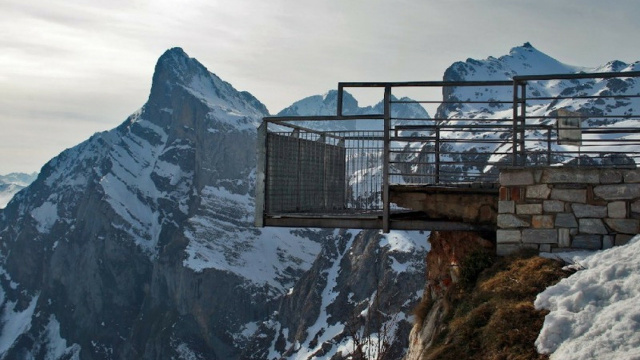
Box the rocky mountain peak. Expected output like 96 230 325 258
147 48 268 132
444 42 581 83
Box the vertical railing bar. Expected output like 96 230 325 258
512 80 519 166
255 121 267 226
337 83 344 117
520 83 527 165
547 125 552 166
435 126 440 184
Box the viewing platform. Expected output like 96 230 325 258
255 71 640 252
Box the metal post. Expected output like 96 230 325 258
382 85 391 233
435 126 440 184
337 83 344 117
520 83 527 165
512 81 519 166
254 120 267 227
547 125 552 166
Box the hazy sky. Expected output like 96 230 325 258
1 0 639 174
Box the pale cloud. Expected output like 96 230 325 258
0 0 639 173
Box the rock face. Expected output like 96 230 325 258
404 231 494 360
244 230 428 360
0 48 429 360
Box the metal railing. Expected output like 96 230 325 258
256 71 640 231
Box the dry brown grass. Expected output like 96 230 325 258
420 251 569 360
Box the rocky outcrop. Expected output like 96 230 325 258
243 229 429 360
404 231 494 360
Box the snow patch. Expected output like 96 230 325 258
30 201 59 233
0 293 39 355
535 235 640 359
183 186 321 292
39 315 82 360
379 231 429 252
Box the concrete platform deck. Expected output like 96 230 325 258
262 184 499 231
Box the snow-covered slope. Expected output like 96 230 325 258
0 172 37 208
536 235 640 359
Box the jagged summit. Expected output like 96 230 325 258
445 42 583 82
147 47 268 130
277 89 359 116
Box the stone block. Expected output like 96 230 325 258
550 189 587 203
539 244 552 253
532 215 554 228
603 235 614 249
608 201 627 218
604 218 640 234
579 218 608 234
600 169 622 184
499 187 509 201
500 170 534 186
533 169 543 183
541 168 600 184
497 229 521 244
571 204 607 218
631 200 640 214
558 228 571 247
496 244 537 256
615 234 634 246
572 235 602 250
526 184 551 199
593 184 640 201
522 229 558 244
516 204 542 215
543 200 565 213
511 187 522 201
623 169 640 183
498 200 515 214
497 214 530 228
555 213 578 228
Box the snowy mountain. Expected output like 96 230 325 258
0 48 428 360
0 47 319 359
432 42 640 179
277 90 430 131
0 172 37 208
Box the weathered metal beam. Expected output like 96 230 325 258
382 85 391 233
263 216 494 232
254 121 267 227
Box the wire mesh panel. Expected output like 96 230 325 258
266 132 346 213
344 131 384 210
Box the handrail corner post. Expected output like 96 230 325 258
337 83 344 117
382 85 392 233
254 120 267 227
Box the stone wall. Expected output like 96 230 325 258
497 167 640 255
